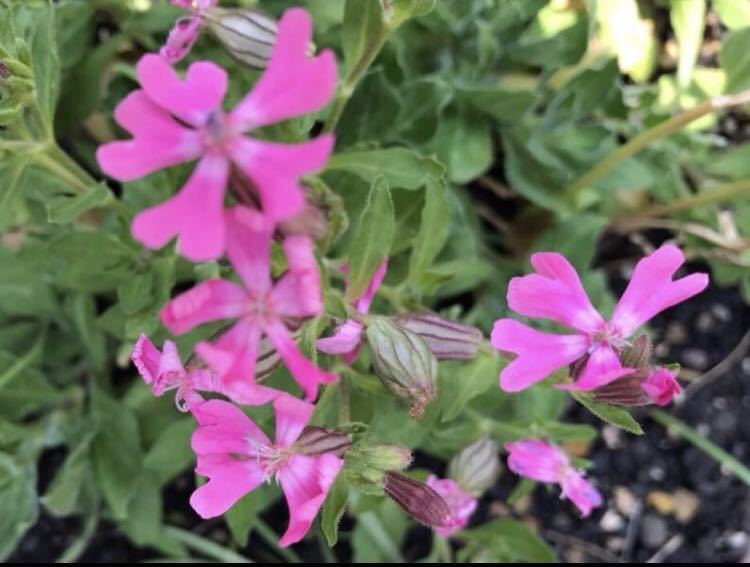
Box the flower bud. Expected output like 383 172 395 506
590 370 652 406
383 472 453 529
366 317 438 419
391 312 483 361
344 443 412 487
447 437 500 497
620 334 652 369
204 7 277 69
293 426 352 458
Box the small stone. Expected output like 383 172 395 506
600 509 625 532
655 342 670 358
665 322 688 344
673 489 700 523
742 358 750 375
647 491 676 515
712 397 728 411
603 425 624 449
711 304 732 323
727 531 749 550
648 465 666 482
682 348 709 370
565 548 586 563
641 514 669 548
613 486 638 517
695 311 714 332
563 438 591 457
607 536 625 552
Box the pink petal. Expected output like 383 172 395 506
195 318 260 383
560 469 603 518
505 440 571 483
265 319 338 401
223 206 273 295
610 245 709 337
231 134 334 222
131 154 230 261
220 381 284 407
160 16 202 64
273 394 314 448
230 8 337 130
491 319 589 392
131 334 161 385
96 90 201 181
316 319 364 356
353 259 388 313
558 346 634 392
160 279 246 334
136 54 228 127
425 476 477 537
190 454 265 518
190 398 270 455
507 252 605 334
641 368 681 406
277 453 344 547
271 246 323 319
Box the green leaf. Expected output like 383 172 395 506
714 0 750 30
42 426 96 517
342 0 382 72
46 183 112 224
321 473 348 547
429 107 493 183
671 0 706 88
408 177 450 293
572 392 644 435
325 147 446 190
346 176 394 300
0 453 38 561
458 518 557 563
595 0 657 82
388 0 436 28
91 389 143 519
0 156 30 229
720 26 750 93
224 484 276 546
439 354 502 423
143 417 194 484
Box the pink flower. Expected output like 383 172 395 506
188 393 344 547
425 475 477 537
491 245 708 392
641 367 681 406
316 260 388 364
505 440 602 518
160 206 337 401
97 8 336 261
131 334 280 408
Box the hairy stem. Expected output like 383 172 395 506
627 178 750 217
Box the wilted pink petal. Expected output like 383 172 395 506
559 346 634 392
231 8 337 130
354 259 388 313
611 245 709 337
160 17 202 64
508 253 605 334
316 320 364 358
137 54 228 127
265 320 338 401
230 135 334 222
277 453 344 547
641 367 681 406
131 335 189 396
425 475 477 537
161 278 247 334
506 439 602 518
131 154 230 261
560 469 603 518
491 319 589 392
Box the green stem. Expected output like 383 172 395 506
323 22 391 133
651 410 750 485
58 507 99 563
254 519 302 563
162 526 252 563
338 373 351 425
316 524 337 563
628 178 750 217
566 89 750 203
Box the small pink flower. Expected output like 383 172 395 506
641 367 681 406
425 475 477 537
505 439 602 518
187 393 344 547
160 206 337 401
316 260 388 364
97 8 336 261
131 334 280 408
492 245 708 392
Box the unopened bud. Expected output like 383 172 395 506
344 443 412 487
447 437 500 497
204 8 277 69
620 335 652 369
383 472 452 528
293 426 351 458
590 369 652 406
366 317 438 419
0 61 10 80
392 312 483 360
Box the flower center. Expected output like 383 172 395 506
589 323 627 352
244 439 290 481
200 111 235 152
245 292 275 325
